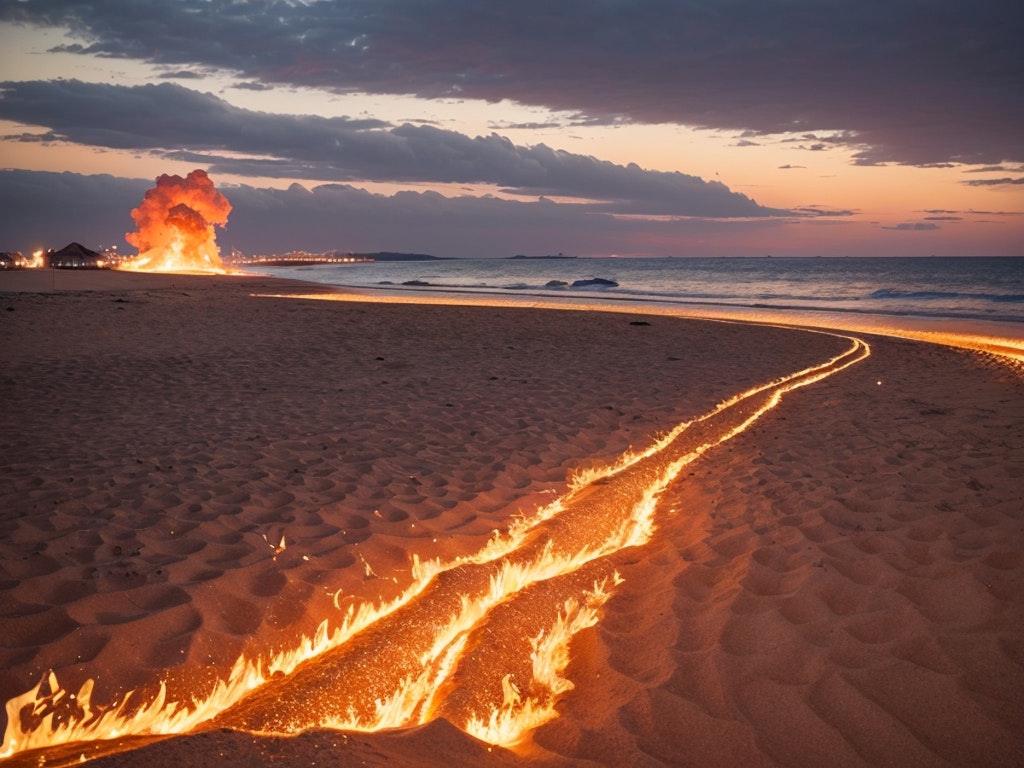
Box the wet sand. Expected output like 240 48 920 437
1 270 1022 766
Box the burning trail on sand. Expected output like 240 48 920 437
0 331 870 764
120 170 232 274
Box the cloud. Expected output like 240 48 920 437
962 177 1024 187
962 165 1024 174
158 70 205 80
230 82 273 92
5 0 1018 166
777 164 805 170
0 169 790 258
0 170 148 250
488 120 564 131
0 79 390 149
0 79 777 217
790 206 855 217
920 208 1024 218
47 43 85 54
881 222 941 231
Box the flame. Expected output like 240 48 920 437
464 577 619 746
120 170 232 274
1 330 870 762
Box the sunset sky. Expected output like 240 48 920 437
1 0 1022 258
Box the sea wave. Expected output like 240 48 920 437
378 277 622 291
253 257 1024 327
869 288 1024 303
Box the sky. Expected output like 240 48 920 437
0 0 1022 259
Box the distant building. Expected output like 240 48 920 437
48 242 108 269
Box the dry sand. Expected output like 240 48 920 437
0 269 1021 767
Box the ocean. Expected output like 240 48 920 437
253 256 1024 340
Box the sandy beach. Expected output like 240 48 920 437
1 269 1022 767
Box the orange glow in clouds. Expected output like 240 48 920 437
121 169 233 273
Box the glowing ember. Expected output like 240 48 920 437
120 169 232 274
0 332 871 762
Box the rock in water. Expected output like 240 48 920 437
570 277 619 288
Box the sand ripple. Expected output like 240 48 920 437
2 276 1021 766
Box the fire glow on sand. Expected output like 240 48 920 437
0 329 870 764
119 170 232 274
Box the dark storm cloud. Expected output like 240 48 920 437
0 169 787 258
0 79 389 150
0 80 775 217
4 0 1021 166
0 170 149 250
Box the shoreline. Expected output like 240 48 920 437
277 285 1024 367
245 262 1024 355
3 267 1022 364
1 270 1022 766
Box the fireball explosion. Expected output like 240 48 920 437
121 169 232 274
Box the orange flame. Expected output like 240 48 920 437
121 170 232 274
0 323 871 762
464 576 621 745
